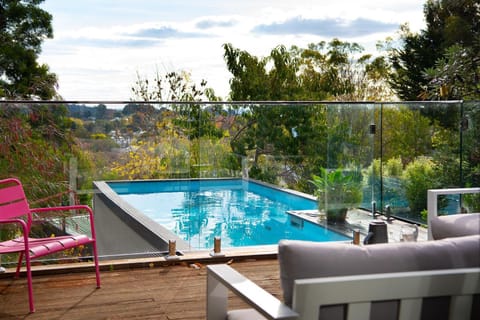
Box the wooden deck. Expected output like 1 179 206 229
0 212 428 319
0 258 281 319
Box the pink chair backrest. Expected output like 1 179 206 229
0 178 31 220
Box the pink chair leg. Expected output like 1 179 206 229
92 241 101 288
15 252 24 278
25 250 35 313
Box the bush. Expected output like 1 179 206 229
385 157 403 177
402 157 439 216
463 193 480 212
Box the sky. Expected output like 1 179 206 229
38 0 427 101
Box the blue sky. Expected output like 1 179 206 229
39 0 426 101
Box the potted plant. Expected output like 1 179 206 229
311 167 363 223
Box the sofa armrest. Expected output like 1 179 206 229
427 187 480 240
207 264 298 320
292 268 480 320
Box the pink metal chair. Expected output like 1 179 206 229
0 178 101 313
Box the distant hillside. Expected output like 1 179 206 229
67 104 120 120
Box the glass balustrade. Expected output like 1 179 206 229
1 100 478 262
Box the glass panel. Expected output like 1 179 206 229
324 103 375 222
379 101 463 223
0 100 474 262
461 101 480 213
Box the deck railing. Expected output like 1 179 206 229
1 100 479 261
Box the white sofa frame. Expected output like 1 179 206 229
207 264 480 320
427 187 480 240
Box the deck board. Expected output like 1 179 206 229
0 259 281 319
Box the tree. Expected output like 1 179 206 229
95 104 107 119
223 40 393 102
389 0 480 101
0 0 58 99
113 70 229 180
380 106 434 164
423 44 480 100
0 103 89 203
223 43 324 185
222 41 390 189
299 40 393 101
131 70 224 139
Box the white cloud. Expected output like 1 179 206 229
39 0 426 101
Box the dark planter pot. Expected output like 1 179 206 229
326 208 348 224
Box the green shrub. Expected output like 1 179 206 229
402 157 439 216
385 157 403 177
463 193 480 212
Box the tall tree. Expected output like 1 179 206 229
131 70 224 139
222 41 390 188
0 0 58 99
299 40 393 101
389 0 480 101
223 44 271 100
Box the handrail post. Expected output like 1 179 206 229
69 157 78 206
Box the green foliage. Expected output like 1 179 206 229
463 193 480 213
402 157 439 215
122 70 233 179
0 0 58 99
311 167 363 221
132 69 218 102
420 209 429 221
223 43 271 100
301 40 393 101
389 0 480 101
424 45 480 100
0 104 90 205
224 40 393 102
132 70 224 140
222 41 389 187
111 136 237 180
380 106 433 163
462 102 480 188
364 159 381 185
91 133 107 140
385 157 403 177
248 155 281 185
111 139 181 179
388 23 440 101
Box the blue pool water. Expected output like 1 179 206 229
109 179 350 249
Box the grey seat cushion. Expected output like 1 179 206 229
431 213 480 240
278 235 480 306
227 309 266 320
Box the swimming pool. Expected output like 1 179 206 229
108 179 350 250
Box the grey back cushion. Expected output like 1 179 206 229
278 235 480 307
431 213 480 240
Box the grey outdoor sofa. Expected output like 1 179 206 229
207 235 480 320
206 187 480 319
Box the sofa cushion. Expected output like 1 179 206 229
431 213 480 240
278 235 480 307
227 309 266 320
